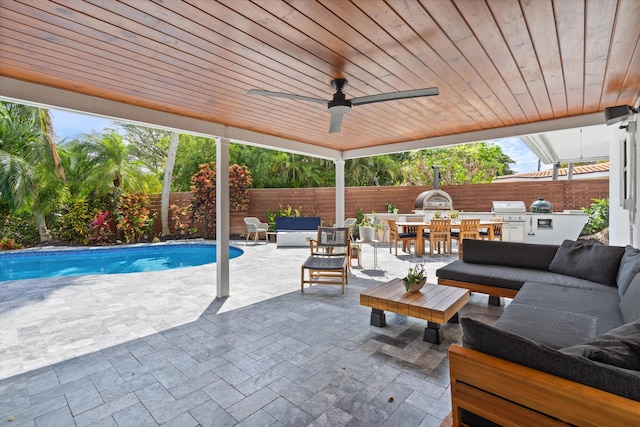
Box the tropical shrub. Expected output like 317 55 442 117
581 198 609 235
190 162 253 238
170 204 195 237
0 208 39 247
57 199 93 243
117 193 155 243
229 164 252 210
87 210 113 245
0 236 24 250
190 163 217 238
277 205 302 217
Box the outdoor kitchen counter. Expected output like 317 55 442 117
524 212 589 245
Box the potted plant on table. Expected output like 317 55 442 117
402 262 427 292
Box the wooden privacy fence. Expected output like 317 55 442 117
149 178 609 237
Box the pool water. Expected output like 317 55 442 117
0 243 243 281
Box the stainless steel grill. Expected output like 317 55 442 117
491 201 527 222
491 201 526 242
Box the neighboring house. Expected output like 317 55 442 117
497 163 610 182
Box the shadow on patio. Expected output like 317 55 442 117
0 240 505 426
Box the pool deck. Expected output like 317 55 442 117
0 239 505 426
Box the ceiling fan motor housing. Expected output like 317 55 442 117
329 92 352 110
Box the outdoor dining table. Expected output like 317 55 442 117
396 220 503 257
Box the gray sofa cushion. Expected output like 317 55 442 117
617 246 640 297
462 239 558 270
461 317 640 401
495 303 599 349
495 282 623 348
620 273 640 323
548 240 624 287
561 320 640 371
436 261 611 292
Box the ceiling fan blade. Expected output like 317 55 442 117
350 87 439 106
247 89 327 105
329 110 345 133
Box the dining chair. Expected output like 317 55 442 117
480 216 503 241
387 219 417 255
426 218 451 256
451 218 480 259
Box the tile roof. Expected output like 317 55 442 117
497 162 609 180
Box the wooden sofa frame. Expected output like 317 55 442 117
437 278 518 305
449 344 640 426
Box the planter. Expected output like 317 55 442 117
403 278 426 292
359 226 375 242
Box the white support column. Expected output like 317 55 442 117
335 159 345 226
216 137 230 298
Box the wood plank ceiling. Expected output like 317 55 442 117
0 0 639 154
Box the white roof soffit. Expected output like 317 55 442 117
0 77 341 160
520 124 616 164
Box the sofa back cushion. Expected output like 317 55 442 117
462 239 559 271
461 317 640 401
275 216 321 231
617 245 640 297
548 240 625 287
620 273 640 323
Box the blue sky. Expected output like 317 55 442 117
51 109 546 174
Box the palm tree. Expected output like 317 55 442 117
66 129 160 213
0 102 64 242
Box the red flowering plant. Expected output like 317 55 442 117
87 210 113 245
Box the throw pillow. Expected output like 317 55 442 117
617 245 640 297
548 240 625 287
620 273 640 323
561 320 640 371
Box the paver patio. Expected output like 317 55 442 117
0 240 505 426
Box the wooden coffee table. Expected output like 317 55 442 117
360 279 470 344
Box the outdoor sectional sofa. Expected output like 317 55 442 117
435 239 640 426
275 216 321 247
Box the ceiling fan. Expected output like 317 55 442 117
247 79 439 133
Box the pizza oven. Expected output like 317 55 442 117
414 165 454 210
414 189 454 210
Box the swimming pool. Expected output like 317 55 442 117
0 243 243 281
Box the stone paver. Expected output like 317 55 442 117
0 239 505 426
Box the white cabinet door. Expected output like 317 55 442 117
503 224 525 242
508 224 525 242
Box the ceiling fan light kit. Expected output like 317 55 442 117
248 79 439 133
